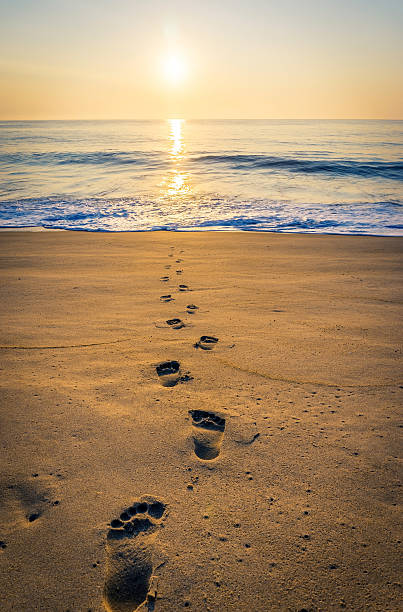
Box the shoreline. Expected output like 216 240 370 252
1 230 402 610
0 225 402 237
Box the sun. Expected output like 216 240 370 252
163 55 187 85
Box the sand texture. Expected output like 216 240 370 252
0 230 402 611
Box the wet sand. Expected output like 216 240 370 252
0 230 402 611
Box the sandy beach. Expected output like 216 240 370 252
0 230 402 611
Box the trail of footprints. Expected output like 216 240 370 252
104 246 223 611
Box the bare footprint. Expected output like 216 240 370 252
160 276 169 282
176 270 183 275
156 360 180 387
104 496 166 612
189 410 225 460
179 284 190 292
194 336 219 350
186 304 198 314
166 318 185 330
160 295 174 303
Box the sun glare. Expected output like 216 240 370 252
163 55 187 85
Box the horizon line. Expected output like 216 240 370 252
0 117 402 122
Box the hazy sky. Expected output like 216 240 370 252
0 0 402 119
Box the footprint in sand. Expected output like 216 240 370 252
189 410 226 460
160 276 169 282
156 360 180 387
164 265 171 270
186 304 198 314
103 496 166 612
178 284 190 292
160 295 174 303
166 318 185 330
175 259 182 263
194 336 219 350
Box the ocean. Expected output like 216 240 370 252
0 119 402 234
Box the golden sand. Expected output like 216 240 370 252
0 230 402 611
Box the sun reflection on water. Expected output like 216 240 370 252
169 118 185 159
160 119 191 200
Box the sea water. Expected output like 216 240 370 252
0 119 402 234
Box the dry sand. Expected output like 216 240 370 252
0 230 401 611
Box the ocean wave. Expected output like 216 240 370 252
1 151 402 181
0 196 401 236
193 154 403 179
0 151 166 168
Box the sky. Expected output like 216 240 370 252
0 0 402 120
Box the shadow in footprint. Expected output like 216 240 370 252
160 295 174 303
189 410 225 460
160 276 169 282
176 270 183 275
166 318 185 330
156 360 180 387
104 496 166 612
194 336 219 350
178 285 190 292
